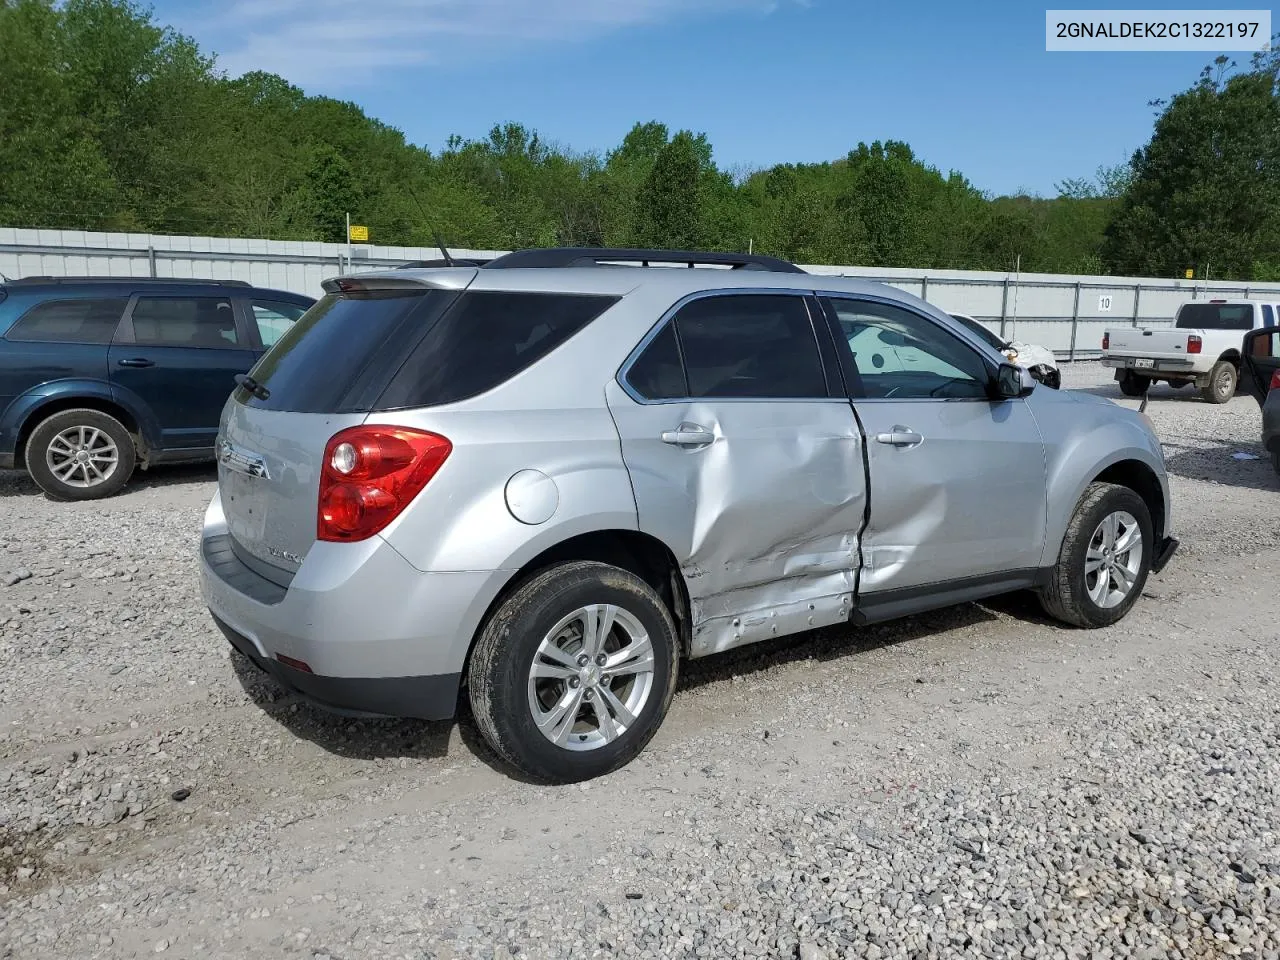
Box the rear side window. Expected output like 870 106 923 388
1263 305 1275 327
5 298 127 344
131 297 241 348
672 294 827 399
626 323 687 400
1176 303 1254 330
375 291 619 409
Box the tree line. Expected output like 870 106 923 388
2 0 1278 279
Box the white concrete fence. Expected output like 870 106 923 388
5 226 1278 360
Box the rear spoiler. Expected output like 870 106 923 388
321 268 478 294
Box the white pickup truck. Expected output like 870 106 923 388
1101 298 1280 404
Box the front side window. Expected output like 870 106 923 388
130 297 241 348
5 298 127 344
251 299 309 348
827 298 990 400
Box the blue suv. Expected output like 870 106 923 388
0 277 314 500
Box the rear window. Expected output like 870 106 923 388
238 288 618 413
237 289 457 412
374 291 619 409
1176 302 1254 330
5 298 127 344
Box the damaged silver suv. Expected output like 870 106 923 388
200 247 1177 783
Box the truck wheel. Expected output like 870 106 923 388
1272 450 1280 475
1201 361 1237 404
1118 372 1149 397
468 560 679 784
25 409 137 501
1039 482 1153 629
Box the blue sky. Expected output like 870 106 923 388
151 0 1238 196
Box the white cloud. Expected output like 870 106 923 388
185 0 798 91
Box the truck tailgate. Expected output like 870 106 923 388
1103 327 1197 372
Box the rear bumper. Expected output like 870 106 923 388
199 490 509 721
1102 356 1197 375
1152 536 1179 574
212 612 460 720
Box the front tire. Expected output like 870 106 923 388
1118 371 1149 397
1201 360 1237 404
467 561 679 783
1039 482 1153 628
25 409 136 501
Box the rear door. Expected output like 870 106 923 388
109 293 259 453
0 295 124 408
605 290 867 657
820 295 1048 599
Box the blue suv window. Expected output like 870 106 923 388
5 298 127 344
130 297 241 348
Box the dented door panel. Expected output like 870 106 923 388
604 380 866 657
853 397 1048 593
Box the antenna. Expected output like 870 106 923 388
404 183 455 267
432 231 455 267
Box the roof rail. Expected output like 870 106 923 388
480 247 807 274
3 276 252 287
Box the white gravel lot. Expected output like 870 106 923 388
1 361 1278 960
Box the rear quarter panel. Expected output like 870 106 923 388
370 293 656 575
1028 389 1172 561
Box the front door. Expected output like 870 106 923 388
1242 327 1280 406
821 295 1049 599
605 291 867 657
109 294 259 454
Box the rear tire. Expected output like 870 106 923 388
1201 360 1237 404
1272 450 1280 476
467 561 679 784
1118 372 1149 397
25 409 136 501
1039 482 1153 629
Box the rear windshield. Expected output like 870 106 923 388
1176 302 1254 330
237 287 618 413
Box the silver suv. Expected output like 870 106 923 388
199 247 1178 783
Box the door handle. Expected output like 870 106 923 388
117 358 155 368
661 422 715 448
875 427 924 447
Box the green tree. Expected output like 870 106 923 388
1103 52 1280 279
633 132 703 249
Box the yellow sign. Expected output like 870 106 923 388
1185 268 1194 279
348 224 369 242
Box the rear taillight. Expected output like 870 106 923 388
317 426 451 542
1186 334 1202 354
1271 370 1280 390
1102 332 1110 350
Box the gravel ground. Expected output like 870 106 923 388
1 361 1277 960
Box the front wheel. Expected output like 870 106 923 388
25 409 137 501
468 561 679 783
1201 360 1237 404
1039 482 1153 628
1118 371 1149 397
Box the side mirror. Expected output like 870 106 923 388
993 362 1035 399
